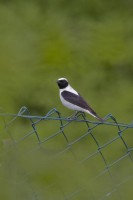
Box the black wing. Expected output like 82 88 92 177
61 90 97 116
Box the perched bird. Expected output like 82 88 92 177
57 78 103 121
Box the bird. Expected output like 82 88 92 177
56 77 104 121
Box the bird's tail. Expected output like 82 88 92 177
86 109 104 122
95 114 104 122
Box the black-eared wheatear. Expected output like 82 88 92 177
57 78 103 121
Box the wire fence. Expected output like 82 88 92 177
0 106 133 200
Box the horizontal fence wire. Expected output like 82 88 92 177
0 106 133 200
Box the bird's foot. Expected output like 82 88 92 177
67 111 79 120
67 111 85 120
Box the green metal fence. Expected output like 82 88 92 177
0 107 133 200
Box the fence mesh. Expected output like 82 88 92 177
0 106 133 200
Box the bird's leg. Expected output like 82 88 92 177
73 111 79 118
67 111 79 119
76 111 86 118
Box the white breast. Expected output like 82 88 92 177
59 85 85 111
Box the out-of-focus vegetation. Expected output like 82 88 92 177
0 1 133 200
0 0 133 121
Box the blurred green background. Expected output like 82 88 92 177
0 1 133 199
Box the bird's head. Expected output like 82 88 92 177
57 78 69 89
